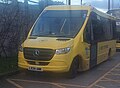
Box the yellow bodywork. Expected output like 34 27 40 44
116 42 120 51
18 5 116 73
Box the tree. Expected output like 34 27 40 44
0 0 20 58
0 0 64 59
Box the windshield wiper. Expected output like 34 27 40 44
38 34 69 37
60 19 67 33
29 36 37 39
32 33 71 38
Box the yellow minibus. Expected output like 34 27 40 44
18 5 116 78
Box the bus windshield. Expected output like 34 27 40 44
31 10 88 38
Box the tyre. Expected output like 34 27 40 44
67 58 79 79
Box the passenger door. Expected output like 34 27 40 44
90 17 97 68
90 12 104 68
83 14 97 68
90 42 97 68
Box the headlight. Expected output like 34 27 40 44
55 47 71 54
19 45 23 52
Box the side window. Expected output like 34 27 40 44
84 18 91 43
109 20 113 39
90 12 115 42
84 12 114 43
91 12 104 42
112 20 117 39
102 18 112 40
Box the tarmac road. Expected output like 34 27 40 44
0 53 120 88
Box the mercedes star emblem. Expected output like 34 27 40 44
34 49 40 56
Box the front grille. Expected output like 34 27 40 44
23 48 55 61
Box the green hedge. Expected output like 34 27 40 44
0 57 18 76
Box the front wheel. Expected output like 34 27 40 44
67 58 79 78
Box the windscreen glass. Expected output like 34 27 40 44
31 10 88 38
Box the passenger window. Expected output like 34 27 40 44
84 18 91 43
91 13 104 42
84 12 115 43
91 12 116 42
112 20 117 39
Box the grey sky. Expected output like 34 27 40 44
17 0 120 12
83 0 120 11
54 0 120 12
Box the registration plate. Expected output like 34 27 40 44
28 67 43 71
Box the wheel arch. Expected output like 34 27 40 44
72 55 83 71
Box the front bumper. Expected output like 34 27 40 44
18 52 71 73
18 63 68 73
